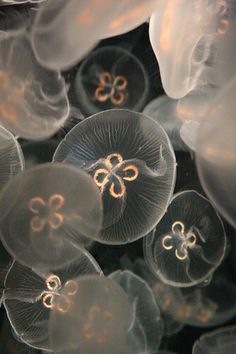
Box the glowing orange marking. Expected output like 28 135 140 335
95 72 128 106
122 165 139 181
64 280 79 296
45 274 61 291
218 19 229 34
77 10 94 25
159 4 173 51
83 305 112 343
42 293 54 309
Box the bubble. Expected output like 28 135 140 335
0 125 24 192
0 30 69 140
144 190 227 287
0 163 103 271
110 270 162 354
49 274 132 354
193 325 236 354
143 95 187 151
75 46 149 116
3 251 102 351
53 109 176 244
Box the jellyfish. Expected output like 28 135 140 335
75 46 149 116
143 95 187 151
31 0 159 71
0 0 44 4
196 77 236 229
110 270 162 354
3 250 102 351
49 274 132 354
193 325 236 354
0 163 103 271
53 109 176 244
0 125 24 192
149 0 236 99
0 30 69 140
144 190 227 287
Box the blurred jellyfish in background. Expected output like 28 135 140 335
54 109 176 244
109 270 163 354
0 0 44 4
0 30 69 140
0 125 24 192
3 249 102 351
144 190 227 287
31 0 160 71
143 95 187 152
0 163 103 271
49 274 132 354
193 325 236 354
75 46 149 116
196 77 236 229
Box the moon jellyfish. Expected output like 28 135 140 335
193 325 236 354
110 270 162 354
149 0 236 99
0 163 103 271
0 30 69 140
31 0 159 71
53 109 176 244
75 46 149 116
143 95 187 151
3 251 102 351
49 274 132 354
196 77 236 229
144 190 226 287
0 125 24 192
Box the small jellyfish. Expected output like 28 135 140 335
0 163 103 271
0 30 69 140
75 46 149 116
143 95 187 151
0 125 24 192
109 270 162 354
49 274 132 354
31 0 159 71
144 190 227 287
193 325 236 354
3 251 102 351
53 109 176 244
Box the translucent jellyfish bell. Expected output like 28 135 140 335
75 46 149 116
0 31 69 140
144 190 227 287
0 163 103 271
193 326 236 354
3 252 102 351
53 109 176 244
0 125 24 192
109 270 162 354
49 274 132 354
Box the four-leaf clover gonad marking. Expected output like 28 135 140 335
95 71 128 105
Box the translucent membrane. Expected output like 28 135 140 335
0 0 44 4
53 109 176 244
0 125 24 192
144 190 226 287
196 77 236 229
31 0 159 71
75 46 149 116
110 270 162 354
0 163 103 271
143 95 187 151
49 275 132 354
193 325 236 354
149 0 236 99
3 253 102 351
0 31 69 140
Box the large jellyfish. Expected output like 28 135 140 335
53 109 176 244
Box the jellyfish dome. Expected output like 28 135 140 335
49 274 132 354
75 46 149 116
0 125 24 192
3 251 102 351
53 109 176 244
144 190 227 287
0 30 69 140
0 163 103 271
193 325 236 354
110 270 162 354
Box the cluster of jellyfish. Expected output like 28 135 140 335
0 0 235 354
